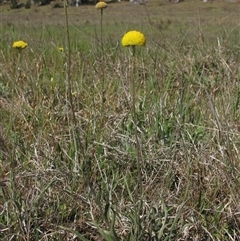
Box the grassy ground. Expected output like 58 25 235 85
1 0 240 240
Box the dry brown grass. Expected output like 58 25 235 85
1 0 240 240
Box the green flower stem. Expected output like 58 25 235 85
131 45 143 237
16 50 22 77
13 50 22 90
100 8 105 117
64 0 85 171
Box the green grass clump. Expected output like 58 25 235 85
1 1 240 240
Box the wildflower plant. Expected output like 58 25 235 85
12 40 28 83
95 1 108 114
121 30 146 238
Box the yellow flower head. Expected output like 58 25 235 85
12 40 28 49
58 47 64 52
121 31 146 47
95 1 107 9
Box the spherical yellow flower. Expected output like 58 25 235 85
58 47 64 52
95 1 107 9
12 40 28 49
121 31 146 47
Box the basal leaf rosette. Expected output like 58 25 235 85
121 31 146 47
12 40 28 49
95 1 107 9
